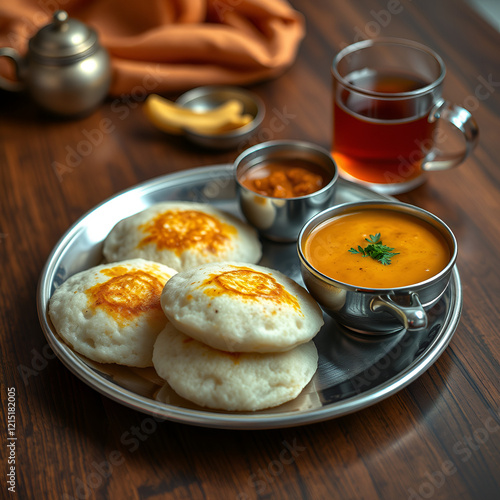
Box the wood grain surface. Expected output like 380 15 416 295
1 1 499 499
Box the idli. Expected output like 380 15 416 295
49 258 177 367
102 202 262 271
161 262 324 352
152 323 319 411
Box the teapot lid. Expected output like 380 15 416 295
29 10 98 61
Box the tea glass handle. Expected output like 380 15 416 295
0 47 25 92
371 292 428 331
422 99 479 172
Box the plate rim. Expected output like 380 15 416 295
36 165 463 429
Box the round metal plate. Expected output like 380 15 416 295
37 165 462 429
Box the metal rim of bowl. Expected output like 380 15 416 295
297 199 458 292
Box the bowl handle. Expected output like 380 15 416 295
371 292 428 331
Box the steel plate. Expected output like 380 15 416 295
37 164 462 429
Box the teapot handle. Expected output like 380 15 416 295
0 47 25 92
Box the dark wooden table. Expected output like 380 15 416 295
1 0 499 499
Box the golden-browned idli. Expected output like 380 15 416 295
102 202 262 271
152 323 319 411
48 258 177 367
161 262 324 353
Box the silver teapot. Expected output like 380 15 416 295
0 10 111 116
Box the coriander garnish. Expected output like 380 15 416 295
348 233 399 265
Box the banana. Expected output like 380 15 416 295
144 94 250 136
184 114 254 136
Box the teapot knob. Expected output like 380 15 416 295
53 10 69 26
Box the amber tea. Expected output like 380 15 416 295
331 38 477 194
332 70 437 185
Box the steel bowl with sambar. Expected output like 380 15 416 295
297 200 458 334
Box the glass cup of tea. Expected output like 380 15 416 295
331 38 478 194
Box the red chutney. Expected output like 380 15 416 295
239 159 331 198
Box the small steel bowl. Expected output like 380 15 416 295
176 86 265 149
297 200 458 334
234 140 339 242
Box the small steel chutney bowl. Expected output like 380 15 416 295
176 86 265 149
234 140 339 242
297 200 458 334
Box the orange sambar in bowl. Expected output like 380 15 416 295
303 209 451 288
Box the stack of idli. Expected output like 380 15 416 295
48 201 323 411
154 261 323 411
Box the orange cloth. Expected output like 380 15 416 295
0 0 305 96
